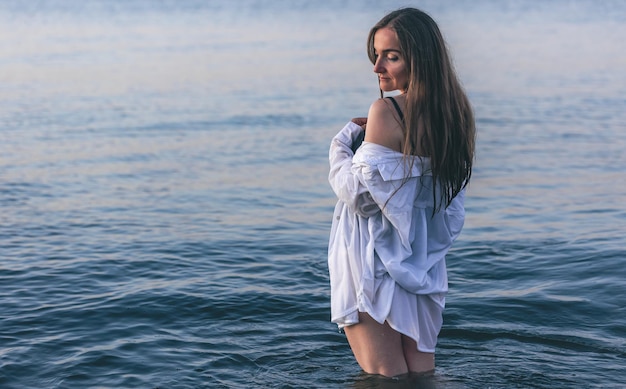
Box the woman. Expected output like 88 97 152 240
328 8 475 377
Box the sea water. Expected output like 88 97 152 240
1 1 625 388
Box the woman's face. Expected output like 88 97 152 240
372 27 409 93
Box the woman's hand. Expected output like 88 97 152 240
351 117 368 130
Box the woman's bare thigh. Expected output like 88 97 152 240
401 335 435 375
343 312 409 377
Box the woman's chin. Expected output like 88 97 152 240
380 87 400 93
378 81 402 92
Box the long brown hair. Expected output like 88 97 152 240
367 8 475 212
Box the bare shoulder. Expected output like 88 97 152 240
364 98 404 152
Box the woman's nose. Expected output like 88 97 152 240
373 58 384 74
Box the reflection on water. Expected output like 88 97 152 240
440 1 626 97
350 371 448 389
0 3 365 119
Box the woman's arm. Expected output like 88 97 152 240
328 122 379 216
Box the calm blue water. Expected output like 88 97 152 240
1 1 625 388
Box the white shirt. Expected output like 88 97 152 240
328 121 465 333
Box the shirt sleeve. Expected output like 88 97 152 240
328 122 379 217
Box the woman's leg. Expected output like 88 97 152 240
343 312 409 377
401 335 435 375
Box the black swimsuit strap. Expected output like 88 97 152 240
386 96 404 123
